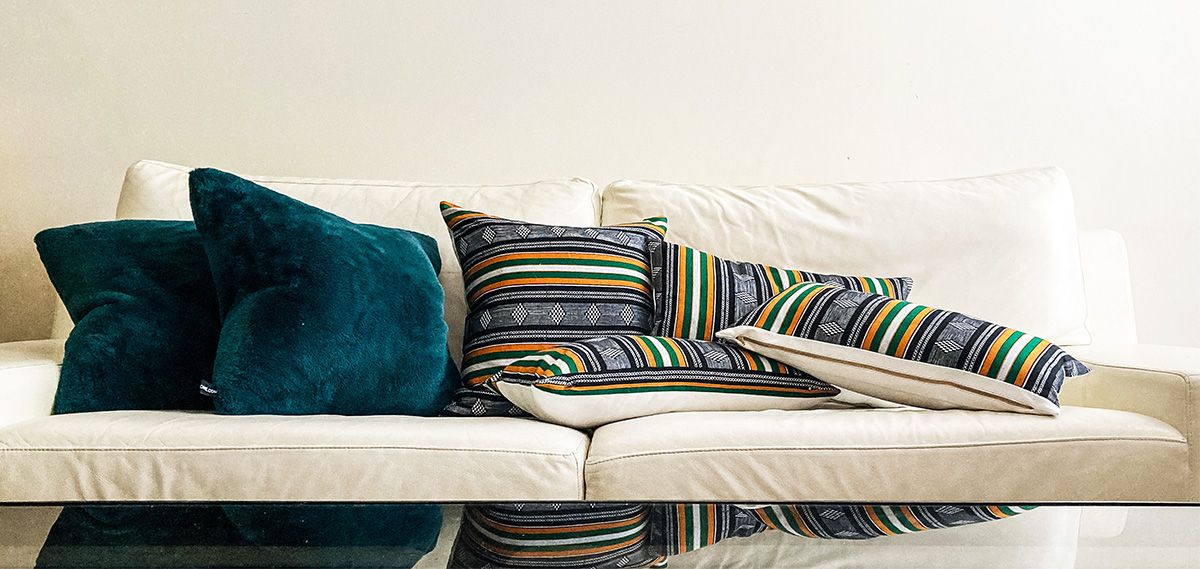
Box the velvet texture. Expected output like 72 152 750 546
189 168 458 415
37 505 441 568
223 504 442 551
35 221 219 414
36 506 241 568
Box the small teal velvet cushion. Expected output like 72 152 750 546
189 168 458 415
35 221 218 414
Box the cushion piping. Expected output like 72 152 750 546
586 435 1186 466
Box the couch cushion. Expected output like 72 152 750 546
0 411 588 501
601 168 1090 345
584 406 1186 502
34 221 218 414
495 336 838 428
651 241 912 340
439 201 668 391
188 169 458 416
718 282 1090 415
115 160 599 364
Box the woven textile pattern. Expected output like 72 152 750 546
737 282 1089 405
451 503 665 568
439 202 667 416
499 335 837 399
659 504 768 555
744 504 1036 540
652 242 912 340
444 202 667 387
451 503 1037 567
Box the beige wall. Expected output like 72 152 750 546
2 0 1197 346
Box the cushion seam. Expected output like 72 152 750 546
585 436 1187 465
0 446 581 456
1079 360 1200 382
0 362 61 373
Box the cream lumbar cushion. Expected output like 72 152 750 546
717 282 1090 415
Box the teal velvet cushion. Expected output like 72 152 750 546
189 168 458 415
37 505 441 568
36 506 242 568
35 221 219 414
224 504 442 557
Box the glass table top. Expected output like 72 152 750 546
1 504 1196 568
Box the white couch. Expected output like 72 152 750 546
0 160 1196 504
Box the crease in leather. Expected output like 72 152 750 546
0 362 61 373
0 447 582 456
587 436 1187 466
571 438 589 498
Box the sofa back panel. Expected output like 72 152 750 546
115 160 600 364
601 167 1090 345
1078 229 1137 344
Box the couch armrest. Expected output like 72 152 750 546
1061 344 1199 500
0 340 63 428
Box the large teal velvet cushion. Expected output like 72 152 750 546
35 221 218 414
189 168 458 415
37 504 442 568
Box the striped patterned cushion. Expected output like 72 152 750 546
718 282 1089 414
495 335 838 428
652 242 912 340
439 202 668 415
744 504 1037 541
452 504 665 569
660 504 768 555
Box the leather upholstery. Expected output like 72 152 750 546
584 406 1186 502
112 160 599 364
1077 229 1138 344
0 411 589 502
600 169 1091 345
1061 344 1200 501
0 340 62 428
7 161 1191 504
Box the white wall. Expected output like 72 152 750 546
2 0 1197 346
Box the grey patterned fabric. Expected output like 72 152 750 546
439 202 667 417
449 503 1037 567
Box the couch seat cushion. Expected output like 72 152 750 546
0 411 588 502
584 406 1186 502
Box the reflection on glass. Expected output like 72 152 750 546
450 503 1034 568
35 504 442 568
6 504 1195 568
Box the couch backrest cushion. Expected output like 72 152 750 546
601 167 1090 345
1077 229 1137 344
116 160 600 363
